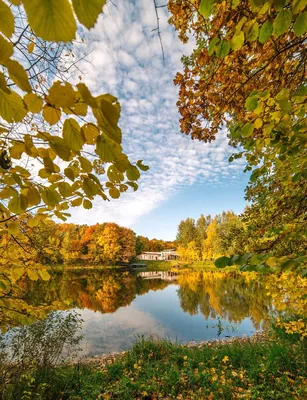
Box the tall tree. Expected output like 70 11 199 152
176 217 197 247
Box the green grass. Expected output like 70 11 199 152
4 334 307 400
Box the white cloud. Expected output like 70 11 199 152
69 1 246 229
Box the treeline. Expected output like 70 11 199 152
176 211 246 262
18 220 175 265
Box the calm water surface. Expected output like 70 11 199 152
22 269 272 356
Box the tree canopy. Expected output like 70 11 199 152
168 0 307 273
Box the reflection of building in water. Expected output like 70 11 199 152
138 271 179 281
137 249 179 261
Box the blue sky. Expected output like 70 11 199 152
68 0 249 240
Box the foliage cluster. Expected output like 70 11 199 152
176 211 245 262
168 0 307 272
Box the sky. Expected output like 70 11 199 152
67 0 249 240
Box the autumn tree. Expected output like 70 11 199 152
0 0 150 327
169 0 307 273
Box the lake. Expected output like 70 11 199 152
14 269 274 356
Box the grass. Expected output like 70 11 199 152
4 333 307 400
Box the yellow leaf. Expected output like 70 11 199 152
71 197 82 206
8 222 19 235
48 81 76 108
72 0 106 29
24 93 43 113
23 0 76 42
63 118 84 151
77 82 97 107
28 42 34 54
0 71 8 93
82 123 99 144
9 0 21 4
109 187 120 199
0 88 27 122
39 269 50 281
254 118 263 129
42 105 61 125
0 34 13 63
28 269 39 281
5 59 32 92
83 199 92 209
9 142 25 159
0 0 14 38
26 187 41 206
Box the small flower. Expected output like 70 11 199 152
222 355 229 363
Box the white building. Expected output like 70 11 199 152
137 249 179 261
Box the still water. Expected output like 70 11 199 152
20 269 272 356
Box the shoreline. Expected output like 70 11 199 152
75 331 268 371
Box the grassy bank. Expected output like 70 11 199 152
4 334 307 400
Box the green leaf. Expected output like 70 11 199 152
293 11 307 36
63 118 85 152
247 22 259 41
230 31 245 50
273 10 292 37
72 0 106 28
215 256 230 268
23 0 77 42
216 39 230 58
199 0 214 18
0 0 14 38
292 0 307 14
245 96 258 111
259 20 273 43
242 123 254 137
109 187 120 199
208 36 220 56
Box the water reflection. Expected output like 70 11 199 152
12 269 275 355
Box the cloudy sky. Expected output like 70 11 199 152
68 0 249 240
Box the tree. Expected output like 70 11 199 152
168 0 307 273
0 1 150 327
202 219 222 261
176 218 197 247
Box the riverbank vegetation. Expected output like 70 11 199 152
2 329 306 400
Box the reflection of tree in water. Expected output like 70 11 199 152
177 272 273 330
16 270 276 331
20 270 171 316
